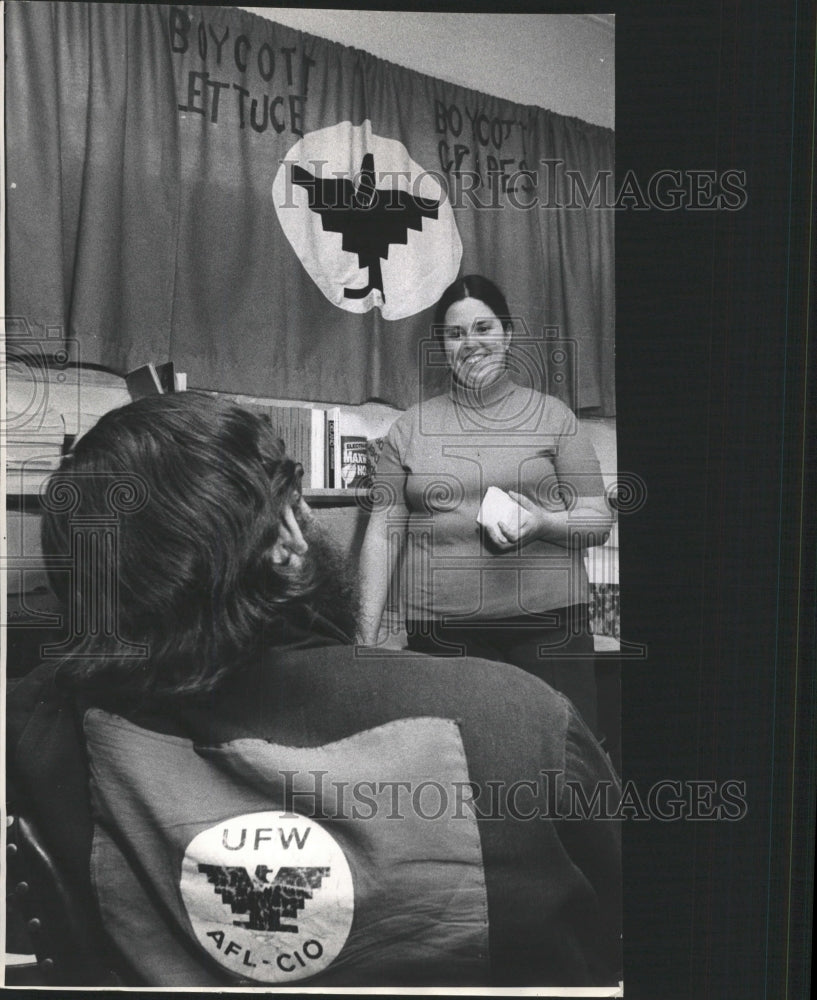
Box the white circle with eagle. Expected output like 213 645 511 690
273 120 463 320
179 811 354 983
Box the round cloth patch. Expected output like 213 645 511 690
273 120 462 320
179 811 354 983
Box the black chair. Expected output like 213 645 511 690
5 808 130 986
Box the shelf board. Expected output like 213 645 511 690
304 488 370 508
6 483 372 511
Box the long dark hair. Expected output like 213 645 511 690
40 392 317 701
432 274 513 334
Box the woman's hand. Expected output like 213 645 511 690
487 490 613 550
487 491 546 549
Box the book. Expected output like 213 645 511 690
309 409 326 489
5 452 62 471
125 361 178 399
248 402 325 489
203 398 376 492
265 405 289 450
155 362 176 393
4 466 59 495
340 435 374 488
5 366 129 494
125 363 163 399
296 408 310 484
6 418 66 471
324 407 341 488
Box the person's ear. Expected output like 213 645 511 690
271 505 309 567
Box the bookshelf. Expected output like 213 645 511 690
208 389 400 492
3 362 400 498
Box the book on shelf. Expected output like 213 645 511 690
297 407 323 490
5 452 62 472
5 416 66 476
324 407 341 488
240 401 326 490
5 437 65 465
125 361 180 400
125 363 164 399
155 362 176 394
212 397 386 493
4 466 58 494
5 367 132 494
340 435 374 488
309 409 326 489
5 431 65 495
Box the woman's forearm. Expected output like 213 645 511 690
356 510 406 644
534 502 613 549
502 490 613 550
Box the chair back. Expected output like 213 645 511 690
6 809 129 986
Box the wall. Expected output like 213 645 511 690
240 8 614 129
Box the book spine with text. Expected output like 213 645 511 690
310 408 326 489
324 407 341 488
340 435 372 488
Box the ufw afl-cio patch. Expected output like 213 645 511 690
179 810 354 983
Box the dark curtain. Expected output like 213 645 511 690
5 2 181 372
5 2 615 415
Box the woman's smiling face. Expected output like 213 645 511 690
442 296 511 389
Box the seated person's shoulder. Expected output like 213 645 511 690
374 648 573 733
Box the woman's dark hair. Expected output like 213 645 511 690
432 274 513 335
40 392 314 701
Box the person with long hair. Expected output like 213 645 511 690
7 391 620 988
358 275 613 733
38 391 355 701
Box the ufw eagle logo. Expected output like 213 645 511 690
199 864 330 934
292 152 440 302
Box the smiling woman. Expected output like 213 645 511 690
438 285 512 391
357 275 612 735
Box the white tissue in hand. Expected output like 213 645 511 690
476 486 523 531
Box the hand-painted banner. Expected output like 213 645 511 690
5 3 614 413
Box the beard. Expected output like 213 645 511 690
294 517 360 641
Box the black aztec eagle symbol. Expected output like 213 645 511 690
291 152 440 302
199 864 330 933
